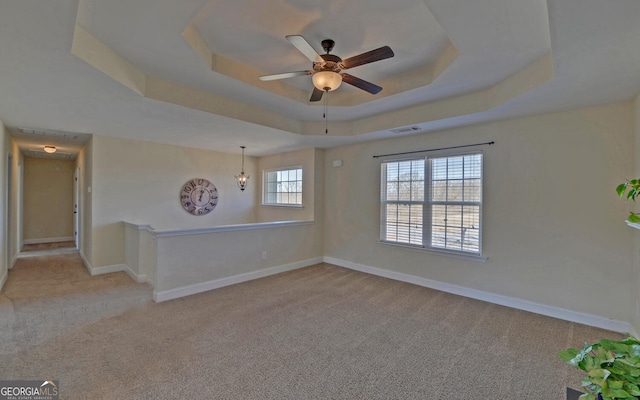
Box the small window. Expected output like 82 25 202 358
263 167 303 206
380 152 483 257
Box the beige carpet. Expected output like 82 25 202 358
0 253 153 355
0 254 622 399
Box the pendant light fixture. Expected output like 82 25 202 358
235 146 249 191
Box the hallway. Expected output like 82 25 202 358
0 252 153 355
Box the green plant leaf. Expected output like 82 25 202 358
588 368 611 386
617 183 628 197
629 213 640 223
601 386 632 398
623 382 640 396
559 348 583 366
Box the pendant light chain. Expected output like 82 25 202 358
241 146 245 172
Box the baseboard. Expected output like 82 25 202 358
80 251 147 283
90 263 128 276
23 236 74 245
154 257 323 303
324 256 632 334
16 248 78 258
79 250 92 276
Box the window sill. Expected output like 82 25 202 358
261 204 304 209
377 241 488 262
625 220 640 230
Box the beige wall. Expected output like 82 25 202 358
257 148 320 222
23 157 75 241
77 139 91 262
9 139 22 264
324 102 635 323
0 120 7 287
89 134 258 269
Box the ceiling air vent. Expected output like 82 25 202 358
390 126 421 134
18 127 86 141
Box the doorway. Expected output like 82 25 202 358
20 157 77 255
6 153 12 268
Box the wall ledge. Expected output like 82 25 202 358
152 220 313 238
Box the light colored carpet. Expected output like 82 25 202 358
0 253 153 355
0 254 622 399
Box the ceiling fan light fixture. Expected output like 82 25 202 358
43 145 56 154
312 71 342 92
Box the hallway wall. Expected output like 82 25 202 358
23 157 75 243
0 119 8 288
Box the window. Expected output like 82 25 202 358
380 152 483 257
263 167 303 206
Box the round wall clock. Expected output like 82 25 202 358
180 178 218 215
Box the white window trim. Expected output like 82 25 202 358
260 204 304 209
377 240 488 262
262 166 303 207
379 151 485 260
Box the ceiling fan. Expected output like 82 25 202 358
259 35 394 102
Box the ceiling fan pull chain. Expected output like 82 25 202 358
324 90 329 134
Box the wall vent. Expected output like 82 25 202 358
18 127 87 141
23 150 74 160
390 126 421 134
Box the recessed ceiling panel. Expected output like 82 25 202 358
192 0 452 92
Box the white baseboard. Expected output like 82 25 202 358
80 251 146 283
79 250 92 275
324 256 632 334
90 263 128 276
154 257 323 303
24 236 74 245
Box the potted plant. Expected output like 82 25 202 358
558 336 640 399
616 180 640 223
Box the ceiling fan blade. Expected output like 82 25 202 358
286 35 324 63
259 70 313 81
341 73 383 94
309 88 324 102
341 46 394 69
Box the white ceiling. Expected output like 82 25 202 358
1 0 639 157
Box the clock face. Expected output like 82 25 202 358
180 178 218 216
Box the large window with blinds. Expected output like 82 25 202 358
380 152 483 257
